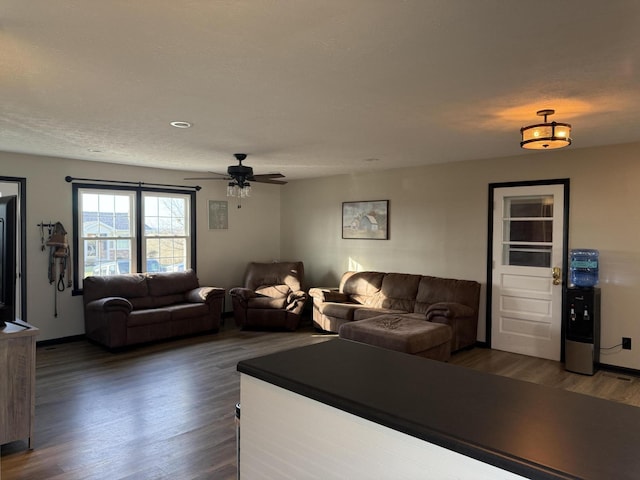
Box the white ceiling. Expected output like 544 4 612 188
2 1 640 180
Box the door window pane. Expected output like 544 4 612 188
509 196 553 218
504 245 552 267
505 220 553 242
503 195 553 268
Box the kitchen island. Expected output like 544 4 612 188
237 339 640 479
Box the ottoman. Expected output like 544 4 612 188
338 315 452 361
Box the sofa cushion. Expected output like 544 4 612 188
353 308 409 321
321 302 362 321
129 296 154 310
248 296 287 309
83 274 148 303
340 271 384 306
152 293 187 308
414 276 480 314
255 284 290 298
128 308 171 327
375 273 421 311
245 262 303 293
147 269 200 297
165 303 210 321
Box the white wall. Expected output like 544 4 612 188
1 151 282 341
5 141 640 371
281 141 640 370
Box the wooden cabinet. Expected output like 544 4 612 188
0 320 38 448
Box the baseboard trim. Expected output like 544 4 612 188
37 334 86 347
597 362 640 378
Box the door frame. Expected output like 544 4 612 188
0 176 27 322
486 178 570 359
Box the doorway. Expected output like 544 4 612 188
0 177 27 321
487 180 569 361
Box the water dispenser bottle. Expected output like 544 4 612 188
569 249 599 287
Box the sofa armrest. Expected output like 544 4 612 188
426 302 474 321
85 297 132 314
229 287 257 301
427 302 478 351
186 286 226 304
309 288 349 303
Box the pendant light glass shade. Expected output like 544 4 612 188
227 182 251 198
520 109 571 150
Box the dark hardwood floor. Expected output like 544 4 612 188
2 319 639 480
451 346 640 407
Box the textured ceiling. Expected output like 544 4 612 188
2 1 640 180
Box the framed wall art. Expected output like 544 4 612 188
342 200 389 240
208 200 228 230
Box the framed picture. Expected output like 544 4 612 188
208 200 228 230
342 200 389 240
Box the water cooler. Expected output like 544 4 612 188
565 249 600 375
565 287 600 375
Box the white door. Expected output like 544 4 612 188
491 184 565 361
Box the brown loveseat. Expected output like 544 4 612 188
309 271 480 352
83 269 225 349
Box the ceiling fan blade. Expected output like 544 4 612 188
251 173 285 180
251 178 288 185
185 155 288 185
250 172 287 184
183 176 231 181
184 171 230 180
252 173 285 179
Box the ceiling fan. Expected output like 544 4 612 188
184 153 287 187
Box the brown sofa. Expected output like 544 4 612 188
230 261 307 331
309 271 480 352
83 269 225 349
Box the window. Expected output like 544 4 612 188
79 190 134 278
502 195 553 267
72 184 196 292
143 194 189 273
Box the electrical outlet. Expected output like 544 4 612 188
622 337 632 350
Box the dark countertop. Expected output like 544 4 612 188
237 338 640 480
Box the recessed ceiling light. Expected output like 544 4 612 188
170 121 192 129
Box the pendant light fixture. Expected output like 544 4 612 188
227 180 251 198
520 109 572 150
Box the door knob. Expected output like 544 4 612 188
552 267 561 285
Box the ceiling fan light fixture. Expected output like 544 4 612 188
184 153 285 202
520 109 571 150
227 181 251 198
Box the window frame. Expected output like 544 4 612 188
72 183 197 294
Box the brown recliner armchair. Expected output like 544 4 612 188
230 261 307 331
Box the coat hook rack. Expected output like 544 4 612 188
37 221 57 228
37 221 57 251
